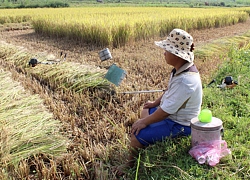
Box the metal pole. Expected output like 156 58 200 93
118 89 165 94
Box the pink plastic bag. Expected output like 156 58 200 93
189 140 231 166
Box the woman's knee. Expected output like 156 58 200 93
140 108 149 118
130 133 144 149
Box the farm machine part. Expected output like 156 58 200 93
98 49 238 94
98 48 127 86
217 76 238 89
110 89 166 95
102 64 166 94
97 48 114 69
115 75 239 95
99 48 112 62
98 48 168 94
207 76 238 89
104 64 127 86
207 79 216 87
29 52 67 67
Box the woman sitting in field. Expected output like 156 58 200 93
114 28 203 176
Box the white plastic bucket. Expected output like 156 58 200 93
99 48 112 61
191 117 223 147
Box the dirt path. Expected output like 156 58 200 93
191 18 250 45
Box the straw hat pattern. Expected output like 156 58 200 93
155 29 194 62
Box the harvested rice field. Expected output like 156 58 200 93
0 7 250 180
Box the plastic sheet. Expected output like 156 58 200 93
189 140 231 166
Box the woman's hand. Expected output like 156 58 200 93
131 119 147 135
143 101 156 109
131 107 169 135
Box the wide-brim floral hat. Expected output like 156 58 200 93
155 29 194 62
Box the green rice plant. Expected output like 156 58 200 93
0 70 68 168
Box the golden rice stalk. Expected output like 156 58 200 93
0 70 69 167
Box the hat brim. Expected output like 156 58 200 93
155 40 194 63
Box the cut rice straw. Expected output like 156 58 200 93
0 41 111 92
0 69 69 167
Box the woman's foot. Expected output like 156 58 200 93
112 160 135 177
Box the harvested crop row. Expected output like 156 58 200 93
0 69 69 177
0 41 110 93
